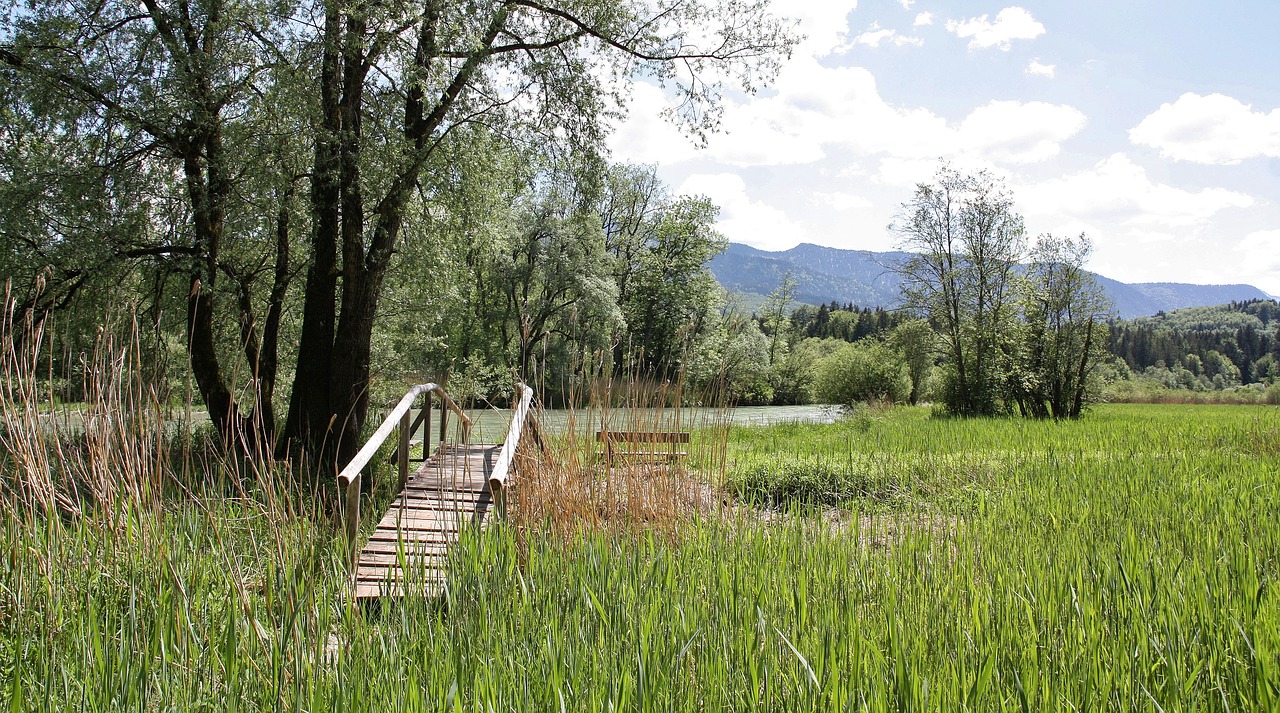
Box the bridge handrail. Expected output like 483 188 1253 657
337 382 472 570
336 383 471 488
487 383 534 519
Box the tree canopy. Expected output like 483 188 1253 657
1 0 796 467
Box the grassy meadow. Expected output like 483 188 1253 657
1 402 1278 710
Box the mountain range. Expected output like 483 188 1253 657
710 243 1272 320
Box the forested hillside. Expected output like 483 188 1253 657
1107 299 1280 388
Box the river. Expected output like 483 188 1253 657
442 404 841 441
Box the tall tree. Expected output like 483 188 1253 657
498 175 621 381
1014 233 1113 418
283 0 796 467
761 271 798 366
597 163 725 377
624 195 725 376
893 165 1024 416
1 0 299 453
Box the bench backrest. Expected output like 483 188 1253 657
596 430 691 444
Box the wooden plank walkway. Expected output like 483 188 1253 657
353 443 499 599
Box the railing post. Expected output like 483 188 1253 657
398 409 411 492
422 399 433 459
344 474 361 571
438 390 449 445
493 481 506 521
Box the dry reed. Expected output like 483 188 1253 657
510 364 732 544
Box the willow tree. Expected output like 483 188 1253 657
1015 233 1112 419
284 0 797 467
598 163 726 378
1 0 305 453
3 0 796 472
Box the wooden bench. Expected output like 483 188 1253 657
596 430 690 466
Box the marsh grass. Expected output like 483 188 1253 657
2 300 1279 709
511 369 730 543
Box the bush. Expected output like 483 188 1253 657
813 341 910 406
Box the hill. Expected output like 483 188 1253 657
1108 299 1280 385
711 243 1271 319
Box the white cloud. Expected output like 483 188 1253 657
611 57 1087 176
849 22 924 48
1129 93 1280 165
814 191 874 211
1020 153 1255 229
958 100 1086 163
1026 59 1056 78
786 1 858 56
898 0 914 8
1016 156 1264 290
1236 230 1280 272
913 12 934 27
678 173 801 249
946 7 1045 50
606 83 702 165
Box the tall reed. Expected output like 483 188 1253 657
511 363 731 541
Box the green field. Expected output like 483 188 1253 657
2 404 1278 710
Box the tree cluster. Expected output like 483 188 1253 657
788 302 901 343
1 0 795 468
894 165 1112 419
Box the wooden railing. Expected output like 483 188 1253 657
487 382 542 521
336 383 472 567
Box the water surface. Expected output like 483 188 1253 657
441 404 840 442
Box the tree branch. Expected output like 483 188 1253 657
0 46 177 145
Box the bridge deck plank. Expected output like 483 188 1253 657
352 443 500 600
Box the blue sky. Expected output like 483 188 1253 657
608 1 1280 295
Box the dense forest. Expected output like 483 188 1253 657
1107 299 1280 389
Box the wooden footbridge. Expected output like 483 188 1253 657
336 382 539 600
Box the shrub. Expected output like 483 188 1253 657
813 341 910 406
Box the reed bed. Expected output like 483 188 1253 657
2 303 1278 709
511 373 730 541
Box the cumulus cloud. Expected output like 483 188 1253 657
678 173 801 249
610 57 1087 176
1026 59 1056 78
958 100 1086 163
1129 92 1280 164
1236 230 1280 271
913 12 934 27
946 7 1045 50
849 22 924 48
1020 153 1254 229
786 1 859 56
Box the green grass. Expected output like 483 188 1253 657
2 404 1279 710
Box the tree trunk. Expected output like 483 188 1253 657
283 2 342 462
181 124 250 450
1069 318 1094 419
